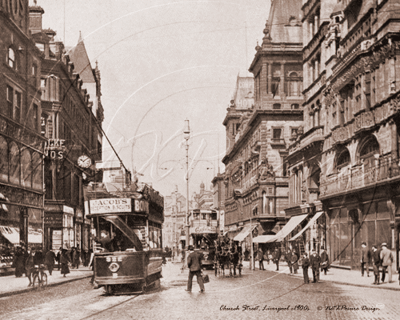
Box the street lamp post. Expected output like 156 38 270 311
184 120 190 267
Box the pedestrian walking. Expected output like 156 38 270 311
185 246 205 293
320 247 329 275
291 250 299 274
56 247 61 270
266 250 271 264
301 253 310 284
309 250 320 283
257 247 265 270
25 250 35 287
285 249 293 274
72 247 80 269
231 246 240 276
380 243 393 283
273 247 281 271
45 249 56 276
360 242 371 277
13 246 25 277
371 245 381 285
60 248 71 277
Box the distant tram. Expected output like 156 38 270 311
86 183 164 294
189 209 219 268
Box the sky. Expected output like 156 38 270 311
33 0 271 197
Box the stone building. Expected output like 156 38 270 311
288 0 400 271
29 4 104 252
0 0 46 257
211 173 226 234
163 185 187 250
223 0 304 252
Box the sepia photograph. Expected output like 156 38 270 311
0 0 400 319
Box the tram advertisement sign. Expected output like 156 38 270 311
89 198 132 214
190 226 217 234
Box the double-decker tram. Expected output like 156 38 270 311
86 183 164 295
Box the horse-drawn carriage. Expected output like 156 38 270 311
213 237 242 277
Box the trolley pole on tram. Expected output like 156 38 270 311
184 120 190 268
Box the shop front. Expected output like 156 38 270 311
327 201 394 269
44 205 75 252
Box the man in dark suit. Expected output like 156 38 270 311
273 247 281 271
186 246 205 293
372 245 381 285
309 250 321 283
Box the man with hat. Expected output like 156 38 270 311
360 242 371 277
380 242 393 283
371 245 381 285
186 245 205 293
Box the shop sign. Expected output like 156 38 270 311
0 0 27 29
63 205 74 215
90 198 131 214
44 139 65 160
76 208 83 218
190 225 217 234
44 214 62 227
228 224 237 232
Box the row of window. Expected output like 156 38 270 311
0 137 43 191
5 85 39 130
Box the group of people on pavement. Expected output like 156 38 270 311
361 242 396 285
300 247 329 284
11 244 90 286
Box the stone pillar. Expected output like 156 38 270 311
280 62 285 97
261 61 268 105
267 63 272 95
391 120 398 163
314 59 319 80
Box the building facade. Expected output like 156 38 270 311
0 0 46 260
223 0 304 253
211 173 226 233
288 0 400 271
29 4 104 253
163 185 187 250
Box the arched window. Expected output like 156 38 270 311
9 142 20 185
336 149 350 168
0 137 8 182
360 137 379 158
21 148 32 188
8 47 15 69
32 152 42 190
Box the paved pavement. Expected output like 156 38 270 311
0 266 92 298
1 258 398 298
163 259 400 291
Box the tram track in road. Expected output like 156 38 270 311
80 284 163 320
79 294 141 320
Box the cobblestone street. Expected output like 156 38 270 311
1 262 399 320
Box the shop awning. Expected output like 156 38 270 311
252 235 276 243
265 214 308 243
0 226 19 244
289 211 324 241
233 224 257 242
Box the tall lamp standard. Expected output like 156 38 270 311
184 120 190 266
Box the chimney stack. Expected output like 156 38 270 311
29 4 44 34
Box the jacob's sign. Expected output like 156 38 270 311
89 198 131 214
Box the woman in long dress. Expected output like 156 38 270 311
60 249 70 277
